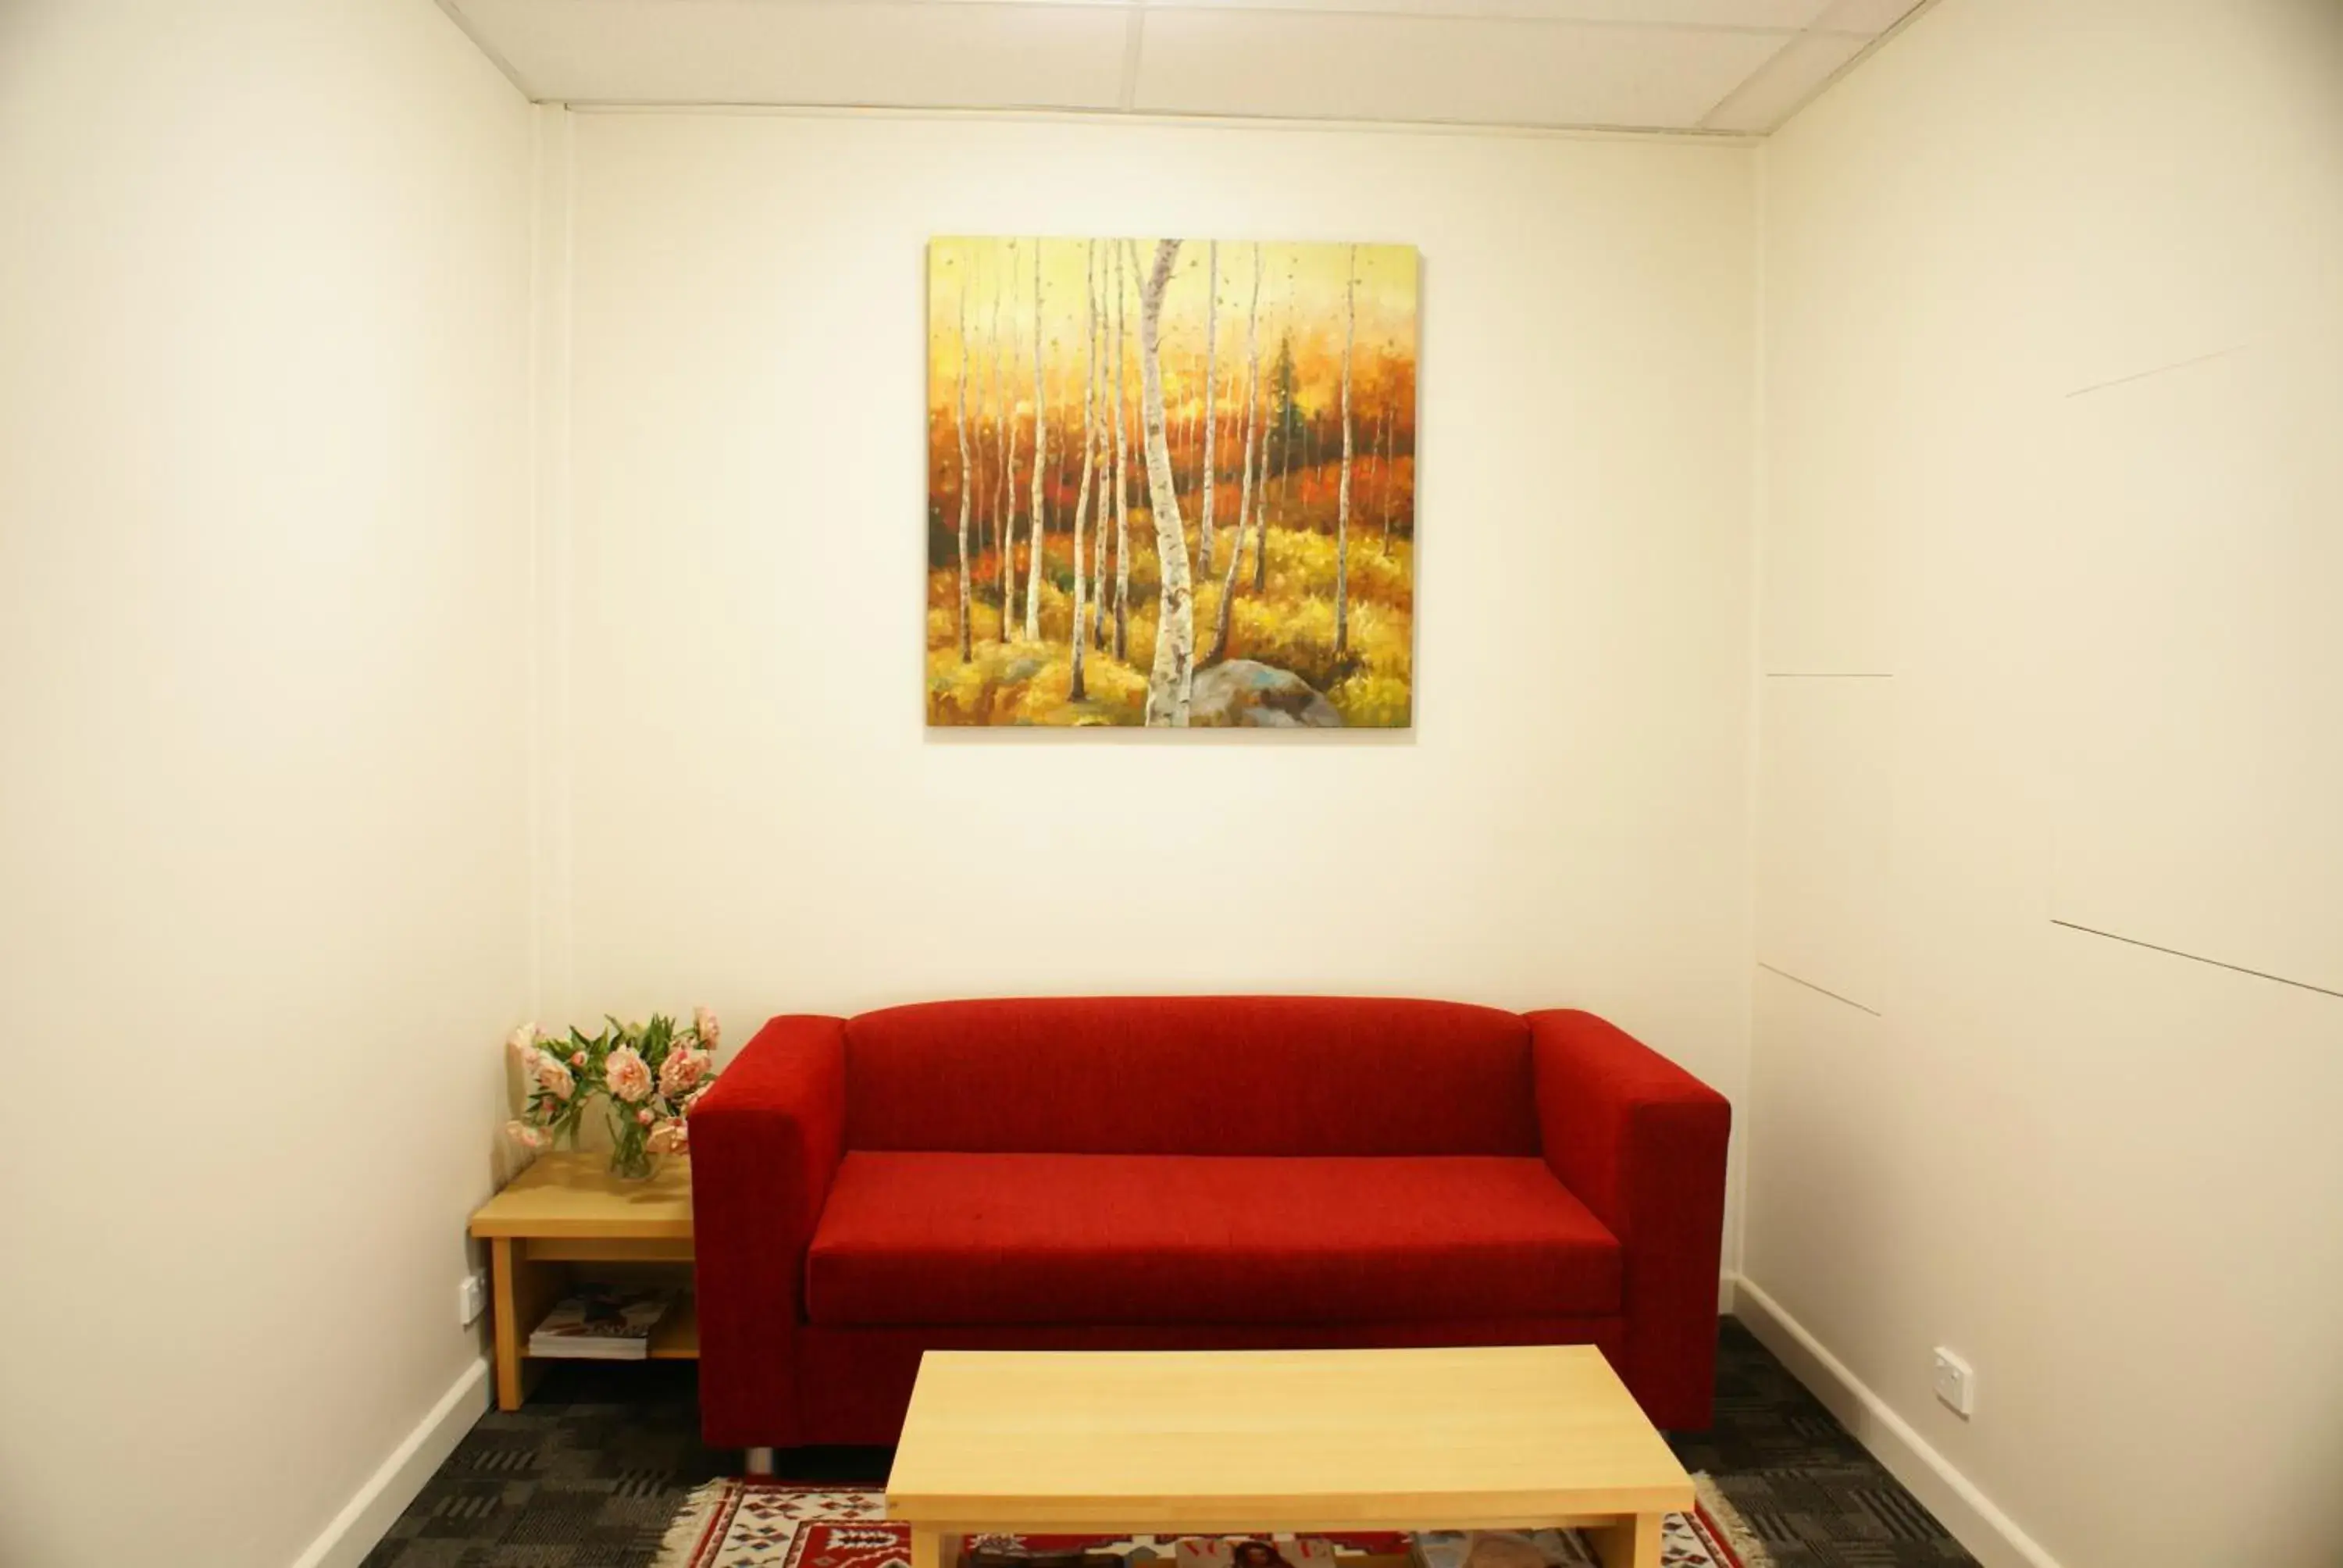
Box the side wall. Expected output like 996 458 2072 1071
540 112 1760 1239
0 4 535 1563
1747 2 2343 1565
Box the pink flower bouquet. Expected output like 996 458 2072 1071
504 1010 721 1178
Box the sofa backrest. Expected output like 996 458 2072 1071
841 996 1539 1156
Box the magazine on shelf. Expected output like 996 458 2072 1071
527 1284 676 1360
970 1535 1346 1568
1408 1532 1582 1568
1177 1540 1339 1568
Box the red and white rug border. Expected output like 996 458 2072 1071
655 1482 1770 1568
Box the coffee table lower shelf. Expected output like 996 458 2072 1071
902 1515 1660 1568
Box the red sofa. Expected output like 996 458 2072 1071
690 996 1730 1449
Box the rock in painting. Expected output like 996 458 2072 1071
1186 660 1343 728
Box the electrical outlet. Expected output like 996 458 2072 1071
1932 1348 1975 1417
459 1270 489 1327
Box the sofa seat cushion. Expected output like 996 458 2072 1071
804 1152 1622 1327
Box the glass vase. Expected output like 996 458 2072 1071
608 1117 654 1181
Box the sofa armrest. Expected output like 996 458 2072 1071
690 1014 847 1449
1527 1009 1730 1430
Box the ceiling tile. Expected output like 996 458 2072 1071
1133 11 1786 128
1140 0 1835 27
452 0 1133 107
1809 0 1926 34
1699 29 1866 131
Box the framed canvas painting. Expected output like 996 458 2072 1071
926 237 1417 728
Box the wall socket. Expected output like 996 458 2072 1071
458 1270 489 1327
1931 1347 1976 1417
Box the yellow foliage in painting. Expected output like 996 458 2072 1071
1231 590 1334 671
1026 579 1077 647
1339 598 1414 681
925 577 1001 652
1330 671 1411 728
1008 652 1147 725
1213 558 1411 705
1260 526 1412 614
926 648 993 725
925 488 1414 727
924 608 1149 727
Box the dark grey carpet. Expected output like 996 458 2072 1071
362 1320 1976 1567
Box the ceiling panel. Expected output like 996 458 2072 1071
444 0 1932 132
454 0 1133 109
1134 10 1785 127
1700 29 1866 131
1139 0 1837 26
1810 0 1926 33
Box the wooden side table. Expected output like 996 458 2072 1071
467 1152 697 1410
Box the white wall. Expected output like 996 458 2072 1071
0 4 534 1565
1745 2 2343 1566
542 112 1758 1219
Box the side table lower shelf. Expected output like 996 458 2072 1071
470 1153 697 1410
487 1236 700 1407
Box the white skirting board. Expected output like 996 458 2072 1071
1729 1278 2062 1568
291 1356 490 1568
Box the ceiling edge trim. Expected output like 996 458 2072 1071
1761 0 1945 136
433 0 535 98
548 99 1768 144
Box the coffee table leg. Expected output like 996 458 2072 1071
909 1530 964 1568
1587 1513 1662 1568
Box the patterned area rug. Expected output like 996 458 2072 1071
651 1485 1771 1568
360 1326 1977 1566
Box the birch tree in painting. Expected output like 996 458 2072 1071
1091 250 1113 657
953 272 974 663
1137 240 1194 727
1091 380 1111 653
1207 241 1264 666
1068 241 1099 704
1249 320 1271 593
1057 355 1077 527
998 241 1023 641
1024 242 1047 643
1199 240 1218 577
984 263 1002 608
1111 242 1132 662
1334 243 1355 661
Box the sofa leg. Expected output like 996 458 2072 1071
745 1446 776 1477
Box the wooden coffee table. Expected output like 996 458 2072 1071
465 1153 697 1409
884 1345 1692 1568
